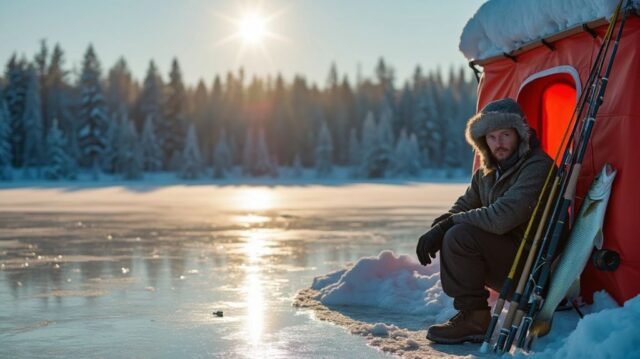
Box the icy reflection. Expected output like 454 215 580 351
0 184 460 358
233 188 277 211
242 229 269 351
233 214 271 226
243 229 271 262
244 268 264 347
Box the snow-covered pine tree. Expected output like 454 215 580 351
137 60 164 154
242 127 256 175
397 84 415 135
163 58 188 170
360 110 392 178
212 128 232 178
45 44 75 162
347 127 361 178
117 119 143 180
314 120 333 177
253 128 272 176
33 40 49 137
412 85 439 168
391 129 408 176
43 119 76 180
21 66 44 179
4 55 28 167
391 129 420 177
443 123 464 177
377 106 394 172
106 58 135 124
78 45 109 178
191 79 213 166
141 115 162 172
0 99 12 180
178 124 202 179
101 108 121 174
408 132 421 176
360 111 381 178
292 153 303 178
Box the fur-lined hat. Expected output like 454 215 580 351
465 98 530 175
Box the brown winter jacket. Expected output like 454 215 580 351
447 111 555 239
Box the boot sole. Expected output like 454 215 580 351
426 332 484 345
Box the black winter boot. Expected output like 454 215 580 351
426 309 490 344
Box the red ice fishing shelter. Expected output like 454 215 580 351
470 13 640 305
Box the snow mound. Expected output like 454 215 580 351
311 250 456 322
528 291 640 359
460 0 640 60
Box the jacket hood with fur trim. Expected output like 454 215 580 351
465 112 531 175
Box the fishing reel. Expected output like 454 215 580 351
591 248 620 271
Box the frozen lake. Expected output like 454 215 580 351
0 183 466 358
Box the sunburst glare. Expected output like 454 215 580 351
213 3 288 67
239 12 267 45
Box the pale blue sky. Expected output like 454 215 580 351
0 0 486 87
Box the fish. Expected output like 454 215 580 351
528 163 617 338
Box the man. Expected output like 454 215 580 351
416 98 554 344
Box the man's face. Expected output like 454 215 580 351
486 128 519 162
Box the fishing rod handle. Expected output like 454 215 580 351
503 308 527 352
515 292 542 350
500 292 522 336
479 278 513 353
493 292 523 352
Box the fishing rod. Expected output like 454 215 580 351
516 2 631 351
477 1 625 353
492 1 627 353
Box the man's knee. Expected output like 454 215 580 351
442 223 483 254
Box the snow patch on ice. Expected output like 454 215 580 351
460 0 639 60
526 291 639 359
297 251 640 358
311 250 456 322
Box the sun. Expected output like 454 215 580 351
213 4 289 70
214 5 287 50
238 12 268 45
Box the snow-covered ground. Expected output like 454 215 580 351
299 250 639 358
1 182 637 358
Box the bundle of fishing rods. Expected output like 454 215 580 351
478 0 633 354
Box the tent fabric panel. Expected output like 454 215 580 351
475 17 640 305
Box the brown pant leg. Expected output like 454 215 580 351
439 223 523 311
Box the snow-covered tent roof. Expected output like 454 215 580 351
460 0 640 62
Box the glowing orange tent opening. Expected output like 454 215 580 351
518 75 577 164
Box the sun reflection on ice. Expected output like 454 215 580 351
233 214 271 226
243 229 272 262
232 189 282 353
244 269 264 347
232 188 277 211
241 229 271 353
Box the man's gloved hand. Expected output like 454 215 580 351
431 212 453 228
417 216 455 266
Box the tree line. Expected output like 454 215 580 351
0 41 478 181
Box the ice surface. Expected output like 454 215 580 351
3 183 637 358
